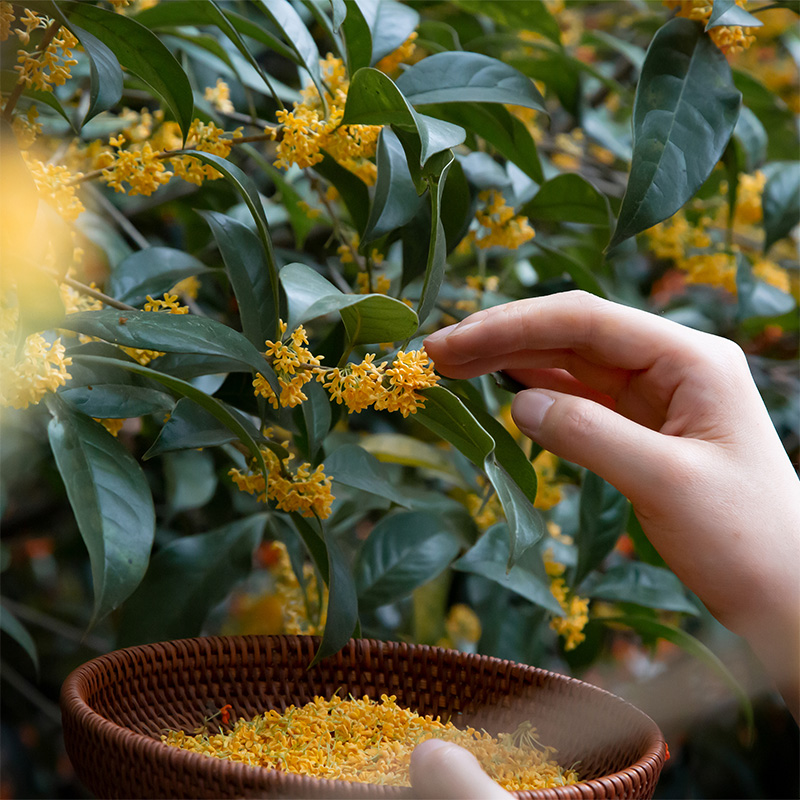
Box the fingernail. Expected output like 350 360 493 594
424 324 456 344
513 390 554 434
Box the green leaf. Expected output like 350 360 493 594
455 0 561 45
423 103 543 184
608 18 741 250
415 386 495 466
396 52 545 111
627 512 667 568
416 150 454 326
47 397 155 626
582 562 699 614
735 253 796 320
296 377 331 460
49 2 122 125
60 309 278 390
371 0 419 63
312 152 371 234
199 210 276 349
70 354 273 479
731 106 767 173
453 523 562 614
108 247 212 306
362 128 424 245
323 444 413 508
61 1 194 137
529 242 608 297
597 614 754 732
762 161 800 252
522 174 611 227
280 262 418 343
575 471 630 585
331 0 347 31
255 0 324 102
144 397 271 459
706 0 763 29
59 349 175 419
187 153 280 336
342 68 465 165
484 454 546 567
313 527 359 663
164 450 218 514
117 516 265 646
341 0 374 74
0 606 39 674
355 511 460 608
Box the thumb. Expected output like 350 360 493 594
409 740 511 799
512 389 680 507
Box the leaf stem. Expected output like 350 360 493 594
61 275 137 311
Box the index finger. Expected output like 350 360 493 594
423 291 699 371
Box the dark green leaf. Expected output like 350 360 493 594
47 397 155 626
60 309 278 390
297 378 331 460
199 210 276 349
280 262 418 343
454 0 560 45
575 471 630 585
736 253 796 319
582 562 698 614
416 150 454 326
0 606 39 674
188 153 280 336
627 511 667 568
597 614 754 731
313 528 359 662
529 242 608 297
313 152 371 234
731 106 767 173
609 19 741 250
423 103 543 184
50 2 122 125
62 1 193 137
355 511 460 608
453 523 562 614
144 397 271 459
108 247 212 306
362 128 424 245
291 513 330 585
484 454 546 567
117 516 265 646
415 386 494 466
323 444 412 508
255 0 324 101
164 450 218 514
341 0 373 74
396 52 545 111
371 0 419 63
522 174 610 227
762 160 800 252
342 68 465 166
706 0 763 29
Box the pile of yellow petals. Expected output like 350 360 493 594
162 694 579 791
229 445 334 519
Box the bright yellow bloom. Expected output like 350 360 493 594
683 251 738 293
253 320 323 409
170 119 242 185
101 135 173 197
752 257 791 294
23 155 84 222
665 0 756 54
374 348 440 417
204 78 234 113
375 32 418 75
469 190 535 250
14 16 79 91
533 450 562 510
0 2 13 42
170 275 200 299
733 170 767 226
318 353 387 413
143 293 189 314
544 549 590 651
95 417 125 436
163 694 579 791
356 272 391 294
229 446 334 519
444 603 482 646
12 105 40 150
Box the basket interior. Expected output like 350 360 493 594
62 635 665 799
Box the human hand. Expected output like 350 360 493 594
409 739 512 799
424 291 799 720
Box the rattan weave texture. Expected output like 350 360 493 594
61 635 665 799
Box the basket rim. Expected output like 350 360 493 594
61 634 667 798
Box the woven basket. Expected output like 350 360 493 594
61 635 665 799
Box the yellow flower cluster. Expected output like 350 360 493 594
356 271 391 295
253 321 323 409
163 694 579 791
171 119 242 185
121 292 189 365
12 9 78 92
0 2 13 41
101 134 172 197
228 444 334 519
544 550 590 651
204 78 234 113
22 155 85 222
271 540 326 635
12 106 41 150
271 55 381 184
467 190 535 251
1 301 72 409
444 603 482 648
321 349 440 417
665 0 756 54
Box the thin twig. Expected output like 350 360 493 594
2 20 60 121
85 183 151 250
310 173 363 270
0 661 61 724
62 275 137 311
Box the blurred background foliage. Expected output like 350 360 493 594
0 0 798 797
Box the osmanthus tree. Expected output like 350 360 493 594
0 0 797 717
